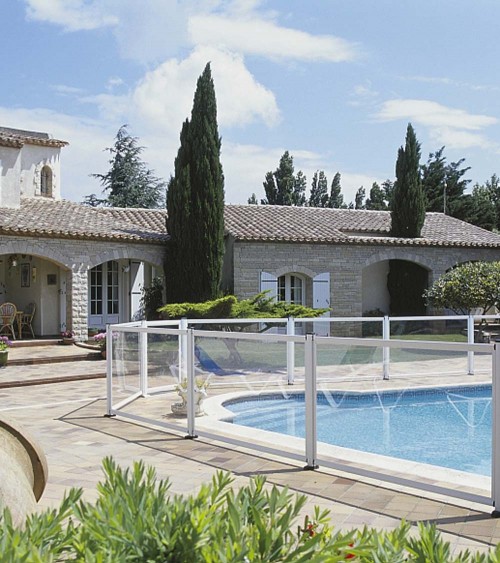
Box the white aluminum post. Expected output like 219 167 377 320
304 333 318 469
186 329 197 438
287 317 295 385
467 315 475 375
179 317 188 383
139 320 148 397
383 316 390 380
105 324 113 416
492 343 500 514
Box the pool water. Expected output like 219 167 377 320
226 386 492 476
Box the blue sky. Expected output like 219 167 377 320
2 0 500 205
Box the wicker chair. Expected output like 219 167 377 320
19 302 36 338
0 303 17 340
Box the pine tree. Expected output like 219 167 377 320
328 172 345 208
391 123 425 237
248 193 258 205
309 171 329 207
261 151 306 206
91 125 165 208
365 182 388 210
354 186 366 209
166 63 225 303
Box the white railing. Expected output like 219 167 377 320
105 319 499 509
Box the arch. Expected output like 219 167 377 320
363 249 432 272
274 265 318 279
40 166 53 197
0 241 68 270
87 246 164 270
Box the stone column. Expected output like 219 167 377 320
69 265 88 341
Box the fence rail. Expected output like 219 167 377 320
105 315 500 509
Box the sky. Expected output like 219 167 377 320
2 0 500 206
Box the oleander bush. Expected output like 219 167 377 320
1 457 500 562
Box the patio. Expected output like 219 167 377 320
2 358 500 557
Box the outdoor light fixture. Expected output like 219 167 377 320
122 265 130 273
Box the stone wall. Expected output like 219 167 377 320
0 235 165 340
232 241 500 316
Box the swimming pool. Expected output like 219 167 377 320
225 385 492 476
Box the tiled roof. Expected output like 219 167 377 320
1 200 499 248
0 127 68 149
0 199 168 243
224 205 500 248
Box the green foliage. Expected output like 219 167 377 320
0 488 81 562
140 277 164 320
309 170 329 207
159 291 327 320
425 261 500 314
391 123 425 238
328 172 347 208
354 186 366 209
90 125 166 208
166 63 225 303
365 182 388 210
262 151 306 206
2 458 500 561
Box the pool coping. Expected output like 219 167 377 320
200 383 492 507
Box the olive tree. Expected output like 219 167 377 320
425 261 500 314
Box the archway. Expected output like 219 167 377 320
387 260 429 316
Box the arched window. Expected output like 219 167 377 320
40 166 53 197
277 274 304 304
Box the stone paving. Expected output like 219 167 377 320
2 346 500 557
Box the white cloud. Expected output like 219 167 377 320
375 99 498 151
377 99 496 131
24 0 117 31
189 14 359 62
132 46 280 131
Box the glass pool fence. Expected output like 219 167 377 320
105 315 500 509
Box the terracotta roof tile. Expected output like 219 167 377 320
0 199 167 243
1 200 499 249
224 205 500 248
0 127 68 148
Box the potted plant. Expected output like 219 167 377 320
171 376 210 417
0 336 12 367
93 332 107 358
60 330 75 345
93 332 119 358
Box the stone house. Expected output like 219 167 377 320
2 125 500 340
0 127 166 340
222 204 500 325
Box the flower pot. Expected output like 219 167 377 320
171 389 207 417
101 349 106 359
0 350 8 367
61 338 74 345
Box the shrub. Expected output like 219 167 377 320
0 457 498 561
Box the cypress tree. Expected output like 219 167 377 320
166 63 225 303
391 123 425 237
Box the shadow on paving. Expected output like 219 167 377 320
59 398 500 547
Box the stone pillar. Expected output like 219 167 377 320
69 265 88 341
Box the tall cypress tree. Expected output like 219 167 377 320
391 123 425 237
166 63 225 303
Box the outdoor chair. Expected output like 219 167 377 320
0 303 17 340
20 302 36 338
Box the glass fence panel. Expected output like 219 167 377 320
315 338 492 486
316 340 384 381
110 330 140 402
146 331 179 390
199 333 307 450
388 318 469 375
